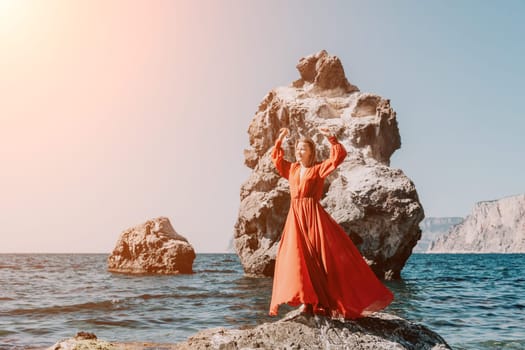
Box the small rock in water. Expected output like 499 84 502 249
107 216 196 275
74 331 97 340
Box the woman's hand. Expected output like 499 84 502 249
319 127 333 138
277 127 290 141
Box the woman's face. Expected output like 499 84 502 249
295 142 312 165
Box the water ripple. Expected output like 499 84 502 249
0 253 524 349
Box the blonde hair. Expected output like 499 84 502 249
295 137 316 167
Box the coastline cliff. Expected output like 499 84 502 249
428 194 525 253
412 217 463 253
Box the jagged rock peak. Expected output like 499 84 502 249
293 50 359 93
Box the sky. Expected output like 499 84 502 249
1 0 524 253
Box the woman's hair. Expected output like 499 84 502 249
295 137 316 167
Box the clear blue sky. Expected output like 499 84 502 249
1 0 524 253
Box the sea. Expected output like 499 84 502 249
0 253 524 350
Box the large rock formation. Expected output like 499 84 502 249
107 217 195 274
412 217 463 253
428 194 525 253
48 310 451 349
234 50 424 279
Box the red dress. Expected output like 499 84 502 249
269 136 394 319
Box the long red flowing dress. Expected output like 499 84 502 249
269 136 394 319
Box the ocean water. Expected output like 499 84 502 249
0 253 524 350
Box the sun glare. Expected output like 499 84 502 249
0 0 30 35
0 0 17 12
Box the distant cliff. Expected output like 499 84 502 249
428 194 525 253
412 217 463 253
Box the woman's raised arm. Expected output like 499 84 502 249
271 128 291 179
318 127 347 178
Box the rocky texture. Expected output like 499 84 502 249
428 194 525 253
47 311 451 350
412 217 463 253
107 217 195 274
47 331 178 350
235 50 424 279
182 310 451 350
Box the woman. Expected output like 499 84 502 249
269 127 394 319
